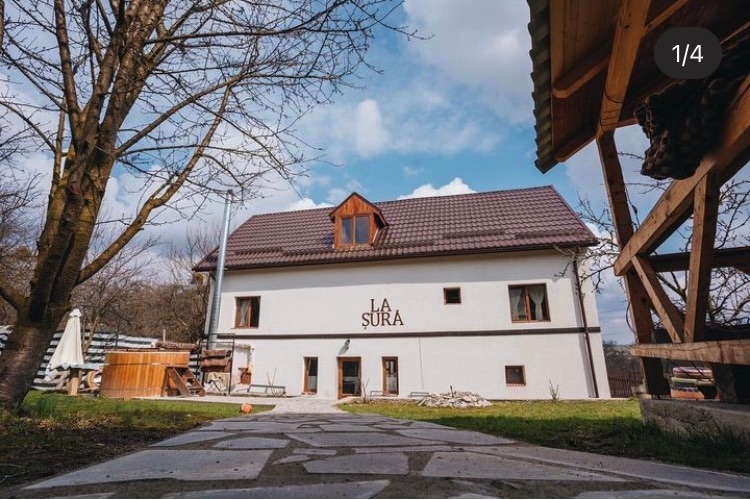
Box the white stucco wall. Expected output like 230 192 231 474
207 250 611 399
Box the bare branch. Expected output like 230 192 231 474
78 83 233 284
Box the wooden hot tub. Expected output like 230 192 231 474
99 350 189 399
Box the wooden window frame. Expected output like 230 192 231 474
337 214 373 248
443 287 462 304
505 365 526 386
235 296 261 329
508 284 550 323
303 357 318 394
382 356 399 396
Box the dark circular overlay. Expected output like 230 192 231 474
654 27 722 80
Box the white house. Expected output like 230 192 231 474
196 186 611 399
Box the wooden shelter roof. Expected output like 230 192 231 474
528 0 750 172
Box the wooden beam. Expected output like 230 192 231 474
597 132 670 396
632 256 685 343
552 0 688 100
643 0 689 34
650 247 750 272
597 0 651 136
553 45 611 99
614 78 750 276
597 133 635 244
684 174 720 343
630 340 750 365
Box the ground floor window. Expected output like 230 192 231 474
304 357 318 394
382 357 399 395
505 365 526 386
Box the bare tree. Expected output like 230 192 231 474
0 0 413 409
72 220 157 353
160 229 216 343
0 172 38 325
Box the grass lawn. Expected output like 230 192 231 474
0 391 272 487
342 399 750 474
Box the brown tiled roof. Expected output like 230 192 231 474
195 186 597 271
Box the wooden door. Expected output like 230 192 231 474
337 357 361 399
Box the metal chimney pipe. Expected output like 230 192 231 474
207 190 233 350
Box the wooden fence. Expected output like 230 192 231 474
607 368 643 398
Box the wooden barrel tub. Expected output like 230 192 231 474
99 350 189 399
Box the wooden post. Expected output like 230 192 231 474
684 173 720 343
67 367 81 396
597 132 670 396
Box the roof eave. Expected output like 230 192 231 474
194 240 599 273
528 0 556 173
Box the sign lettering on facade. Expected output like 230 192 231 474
361 298 404 329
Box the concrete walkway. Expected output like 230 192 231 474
8 398 750 498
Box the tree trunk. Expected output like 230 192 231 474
0 306 66 409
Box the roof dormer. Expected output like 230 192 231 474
329 192 387 249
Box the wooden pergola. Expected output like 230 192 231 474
528 0 750 400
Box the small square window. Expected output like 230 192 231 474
505 365 526 386
444 287 461 304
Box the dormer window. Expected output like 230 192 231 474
341 215 371 246
330 192 387 250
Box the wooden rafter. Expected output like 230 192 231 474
684 173 720 343
553 0 688 99
614 78 750 276
632 256 685 343
597 0 651 136
650 247 750 272
553 45 610 99
596 133 635 244
631 340 750 364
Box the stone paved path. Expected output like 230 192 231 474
7 404 750 498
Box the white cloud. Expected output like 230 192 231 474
301 91 501 162
403 0 532 123
326 179 364 205
398 177 476 199
353 99 388 157
285 197 332 212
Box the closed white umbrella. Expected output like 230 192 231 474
45 308 84 380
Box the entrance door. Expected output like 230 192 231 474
338 357 361 399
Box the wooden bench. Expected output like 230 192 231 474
408 391 430 398
369 390 399 398
246 383 286 396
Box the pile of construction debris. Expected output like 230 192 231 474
418 391 492 408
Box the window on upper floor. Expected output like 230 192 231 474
340 215 371 246
235 296 260 328
443 287 462 304
330 193 386 249
509 284 549 322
